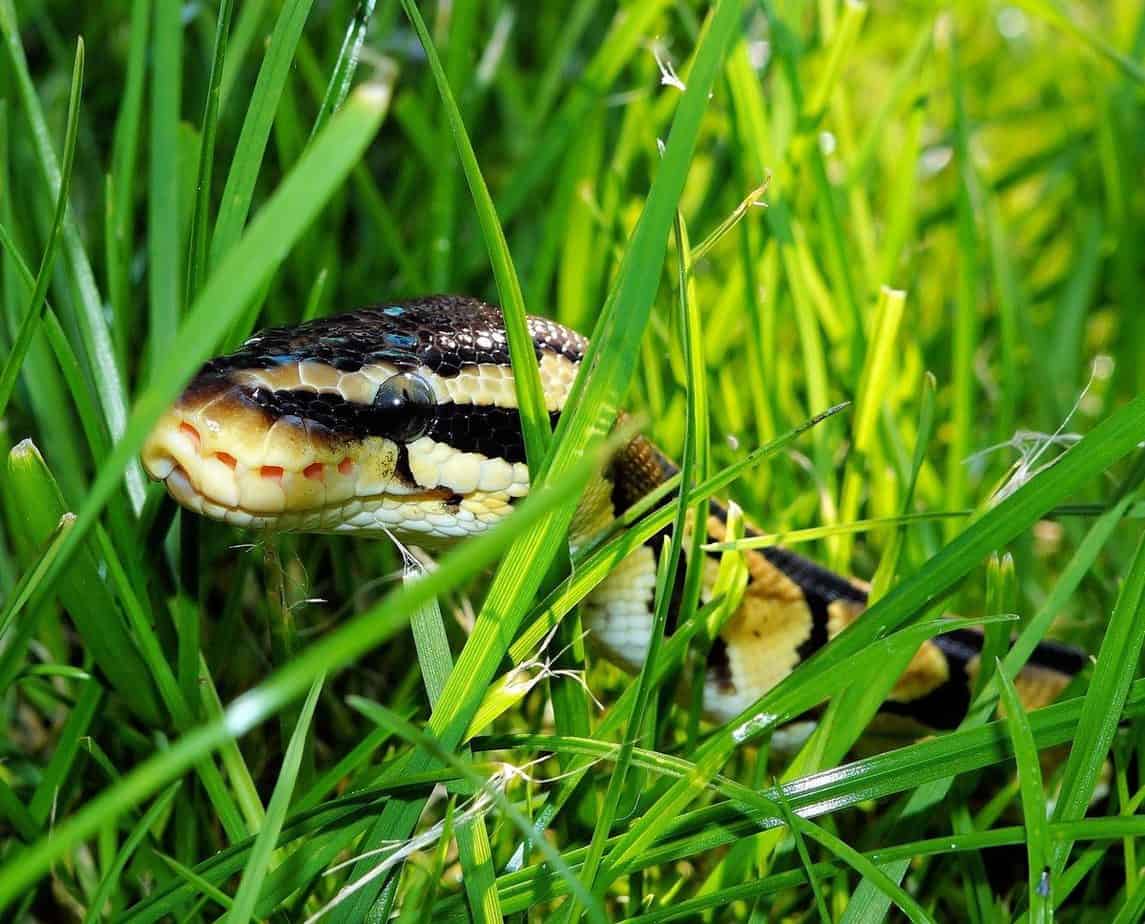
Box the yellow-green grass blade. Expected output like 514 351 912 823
597 390 1145 882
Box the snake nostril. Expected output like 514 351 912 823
179 422 201 451
338 458 354 475
260 465 284 482
303 462 324 481
216 452 237 469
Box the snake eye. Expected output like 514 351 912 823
374 372 435 441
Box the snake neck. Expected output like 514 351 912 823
568 432 675 553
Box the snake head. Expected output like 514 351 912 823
141 297 583 542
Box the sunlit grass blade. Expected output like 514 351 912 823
1011 0 1145 84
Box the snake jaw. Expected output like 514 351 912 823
140 380 524 541
141 374 391 523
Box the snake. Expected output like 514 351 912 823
141 295 1085 727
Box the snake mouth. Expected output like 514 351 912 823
140 388 520 539
139 374 426 530
142 413 460 532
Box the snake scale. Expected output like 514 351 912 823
141 295 1084 727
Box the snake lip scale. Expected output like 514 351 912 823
141 295 1085 726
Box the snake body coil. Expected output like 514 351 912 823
142 296 1084 725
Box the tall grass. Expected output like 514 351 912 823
1 1 1144 920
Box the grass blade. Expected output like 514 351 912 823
225 676 324 924
0 38 83 418
209 0 317 268
996 661 1052 921
399 0 550 466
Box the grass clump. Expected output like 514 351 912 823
2 1 1145 921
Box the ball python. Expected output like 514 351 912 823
141 295 1084 727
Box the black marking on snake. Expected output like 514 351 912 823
882 642 974 730
196 296 587 381
393 444 415 486
241 387 561 464
794 593 832 662
758 544 868 606
427 405 562 464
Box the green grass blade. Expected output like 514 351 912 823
598 391 1145 878
0 422 606 910
185 0 236 302
147 0 184 371
1 84 391 650
334 15 745 915
225 675 323 924
0 0 143 509
310 0 377 138
399 0 549 466
996 661 1052 921
4 441 160 721
209 0 317 269
81 783 181 924
1050 532 1145 872
347 697 604 924
0 37 82 419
